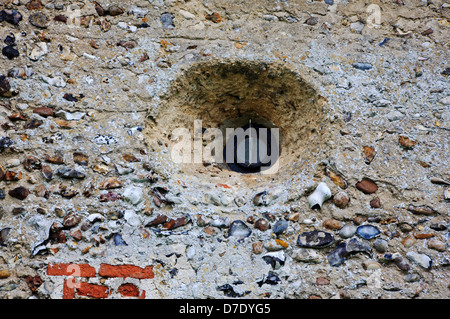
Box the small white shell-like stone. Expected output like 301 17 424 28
307 182 332 209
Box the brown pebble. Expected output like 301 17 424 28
370 197 381 208
33 107 54 117
99 177 123 189
73 152 89 166
41 165 53 180
23 155 41 171
428 239 446 252
323 218 342 230
26 0 43 10
8 112 26 121
72 229 82 241
252 241 263 254
356 178 378 194
123 153 140 162
203 226 218 236
5 170 22 181
60 186 78 198
63 212 81 228
399 135 417 149
0 270 10 279
414 232 435 239
205 12 221 23
353 215 367 225
8 186 30 200
363 146 376 164
333 191 349 209
146 214 168 227
325 167 347 189
407 205 438 216
44 154 64 164
421 28 433 36
108 5 124 16
316 277 330 285
118 40 137 49
254 218 270 231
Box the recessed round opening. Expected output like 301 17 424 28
223 121 279 174
145 59 328 186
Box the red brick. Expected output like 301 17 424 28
76 282 110 299
118 283 140 297
47 263 96 277
98 264 154 279
63 279 75 299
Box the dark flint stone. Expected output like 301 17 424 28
296 230 334 248
0 136 13 149
273 220 289 235
2 46 18 59
113 233 127 246
346 238 371 254
56 167 85 179
352 62 373 70
327 242 348 267
0 75 11 95
356 225 381 240
1 10 22 25
257 272 281 287
8 186 30 200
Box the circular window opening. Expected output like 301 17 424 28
145 59 328 185
221 119 280 174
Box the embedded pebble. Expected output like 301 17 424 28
56 167 85 179
27 42 48 61
262 251 286 269
333 191 349 209
226 220 251 238
428 239 446 252
113 233 127 246
2 46 19 59
356 225 380 239
373 238 389 253
264 239 288 251
406 251 432 269
352 62 373 70
327 242 348 266
254 218 270 231
29 12 49 28
8 186 30 200
292 248 324 263
1 9 22 25
339 224 357 238
407 205 438 215
122 186 144 205
370 197 381 208
323 218 342 230
356 178 378 194
273 220 289 235
297 230 334 248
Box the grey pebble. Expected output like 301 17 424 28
373 238 389 253
339 224 357 238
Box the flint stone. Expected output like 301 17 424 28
297 230 334 248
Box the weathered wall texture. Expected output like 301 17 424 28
0 0 449 299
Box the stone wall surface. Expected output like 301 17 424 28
0 0 449 299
